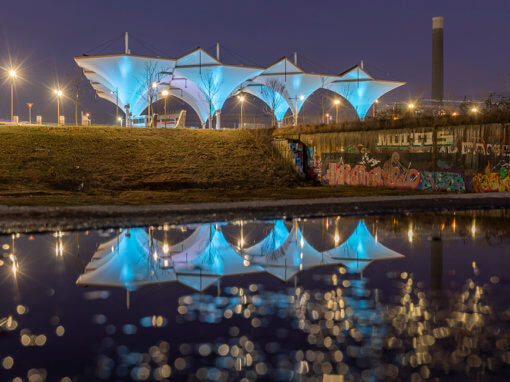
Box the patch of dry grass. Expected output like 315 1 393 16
0 125 426 206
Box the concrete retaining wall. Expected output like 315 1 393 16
276 123 510 192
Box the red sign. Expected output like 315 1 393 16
26 103 33 108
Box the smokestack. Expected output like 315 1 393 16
125 32 130 54
432 17 444 103
216 42 220 61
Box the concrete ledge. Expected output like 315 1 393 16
1 193 510 233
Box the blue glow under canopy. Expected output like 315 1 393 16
240 220 290 257
75 54 175 117
329 66 405 119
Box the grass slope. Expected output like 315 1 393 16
0 125 422 206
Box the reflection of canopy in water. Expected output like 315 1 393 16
175 225 264 290
324 221 405 273
247 223 329 281
157 224 211 266
76 228 176 291
241 220 290 257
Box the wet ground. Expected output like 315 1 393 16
1 209 510 381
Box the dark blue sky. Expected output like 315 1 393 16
1 0 509 123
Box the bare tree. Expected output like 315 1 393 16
260 79 287 127
137 62 161 127
319 76 331 124
200 72 222 129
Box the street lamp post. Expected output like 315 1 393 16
333 99 340 124
26 103 33 124
238 94 245 128
111 88 119 126
161 89 169 128
54 89 63 125
294 95 305 126
9 70 16 122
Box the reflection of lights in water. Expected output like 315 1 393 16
153 251 158 261
163 259 169 267
471 219 476 237
407 225 413 243
9 254 17 276
334 232 340 245
452 218 456 232
163 243 169 254
300 238 304 248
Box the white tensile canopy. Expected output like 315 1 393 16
75 46 405 125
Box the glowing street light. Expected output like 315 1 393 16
8 69 17 122
53 89 63 125
117 116 123 126
408 103 415 109
238 94 245 128
471 107 478 113
333 99 340 123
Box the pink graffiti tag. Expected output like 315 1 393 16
324 163 420 189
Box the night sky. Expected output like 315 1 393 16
1 0 509 123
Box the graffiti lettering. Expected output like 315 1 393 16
420 171 466 192
461 142 510 156
471 164 510 192
376 130 453 148
324 163 420 189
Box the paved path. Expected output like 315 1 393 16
0 192 510 233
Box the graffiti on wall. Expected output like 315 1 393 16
461 142 510 157
280 123 510 193
420 171 466 192
471 162 510 192
376 130 454 148
323 152 421 189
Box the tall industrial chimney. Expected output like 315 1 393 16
432 17 444 103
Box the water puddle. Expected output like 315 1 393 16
1 211 510 381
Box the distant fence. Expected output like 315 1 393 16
274 122 510 193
